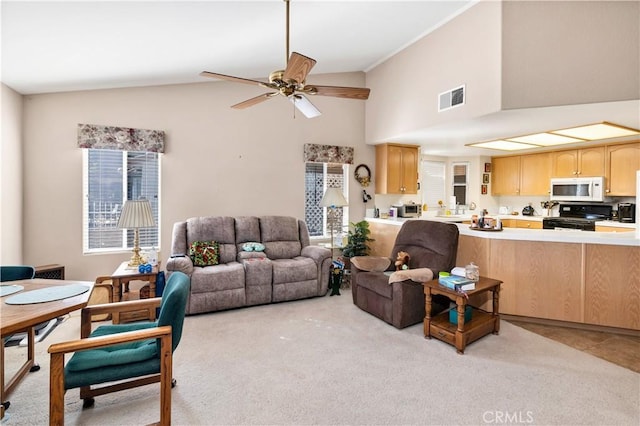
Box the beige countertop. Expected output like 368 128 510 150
365 216 639 247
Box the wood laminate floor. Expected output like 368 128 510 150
508 320 640 373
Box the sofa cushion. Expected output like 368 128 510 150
260 216 303 259
272 257 317 284
190 262 244 293
235 216 261 244
189 241 220 266
187 216 237 264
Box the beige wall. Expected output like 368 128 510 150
502 0 640 109
365 1 503 143
1 83 24 265
20 72 372 280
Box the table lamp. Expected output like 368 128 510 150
320 187 348 252
117 199 156 267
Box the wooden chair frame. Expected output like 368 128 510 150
48 298 172 426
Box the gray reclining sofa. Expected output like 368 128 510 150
166 216 332 315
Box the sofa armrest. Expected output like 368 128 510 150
166 255 194 276
301 245 331 265
350 256 393 273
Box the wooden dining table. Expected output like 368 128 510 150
0 278 93 420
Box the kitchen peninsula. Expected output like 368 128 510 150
365 217 639 332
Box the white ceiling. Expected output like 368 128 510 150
2 0 638 157
1 0 475 94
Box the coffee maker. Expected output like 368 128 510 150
618 203 636 223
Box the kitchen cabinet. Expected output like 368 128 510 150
605 142 640 196
595 225 634 233
492 153 550 196
375 144 419 194
584 244 640 329
515 220 542 229
551 146 605 178
491 156 520 195
520 152 551 195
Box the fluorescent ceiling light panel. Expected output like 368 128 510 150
468 122 639 151
552 123 640 140
507 132 584 146
467 140 539 151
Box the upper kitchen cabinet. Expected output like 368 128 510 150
606 142 640 196
492 152 551 196
375 144 419 194
551 146 605 178
492 156 520 195
520 153 551 195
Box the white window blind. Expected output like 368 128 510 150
421 160 445 211
83 149 160 254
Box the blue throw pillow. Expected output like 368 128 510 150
242 242 265 252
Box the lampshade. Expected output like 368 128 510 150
320 188 348 208
117 199 156 229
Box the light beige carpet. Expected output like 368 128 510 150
3 288 639 425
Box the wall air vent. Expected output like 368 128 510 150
438 84 465 112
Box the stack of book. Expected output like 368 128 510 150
438 275 476 291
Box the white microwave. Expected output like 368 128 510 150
550 177 604 202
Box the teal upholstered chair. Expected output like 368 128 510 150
48 271 190 426
0 265 35 282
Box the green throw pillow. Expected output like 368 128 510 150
189 240 220 266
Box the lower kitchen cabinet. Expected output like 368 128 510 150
584 244 640 329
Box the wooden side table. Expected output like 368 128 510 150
110 261 158 324
423 276 502 354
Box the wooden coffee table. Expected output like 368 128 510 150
423 276 502 354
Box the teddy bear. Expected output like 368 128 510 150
395 251 410 271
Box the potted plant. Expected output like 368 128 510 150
341 220 375 267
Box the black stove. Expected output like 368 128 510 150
542 204 612 231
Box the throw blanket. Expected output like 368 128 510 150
388 268 434 285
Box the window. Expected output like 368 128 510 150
421 160 446 211
83 149 160 254
452 162 468 205
304 163 349 238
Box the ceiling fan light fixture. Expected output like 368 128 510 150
290 95 321 118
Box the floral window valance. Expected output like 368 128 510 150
303 143 353 164
77 123 165 153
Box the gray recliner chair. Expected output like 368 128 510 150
350 220 460 329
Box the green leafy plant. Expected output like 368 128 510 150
342 220 374 258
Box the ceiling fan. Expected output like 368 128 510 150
199 0 370 118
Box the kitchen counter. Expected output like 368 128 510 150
364 216 639 330
365 216 639 246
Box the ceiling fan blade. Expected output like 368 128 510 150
283 52 317 83
305 85 370 100
231 93 278 110
200 71 267 87
290 94 321 118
